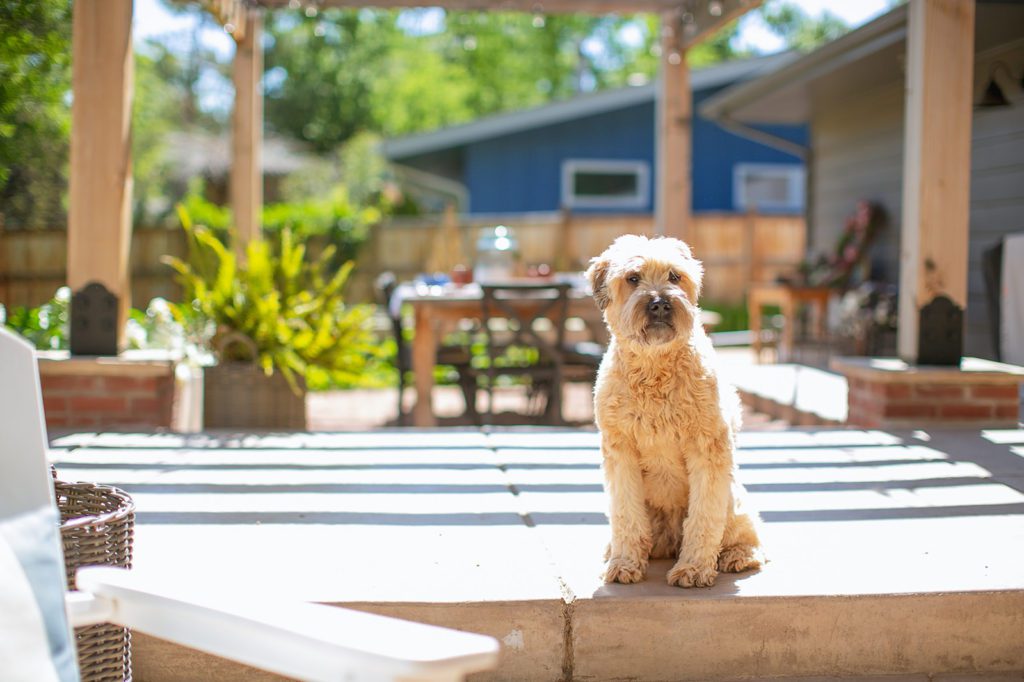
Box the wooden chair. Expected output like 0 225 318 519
478 282 587 425
374 272 479 425
0 326 499 681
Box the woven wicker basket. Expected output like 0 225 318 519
203 332 307 430
55 479 135 682
204 363 307 430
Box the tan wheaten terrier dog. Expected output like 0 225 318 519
587 234 764 588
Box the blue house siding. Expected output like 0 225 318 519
394 85 808 215
465 103 656 214
692 87 807 212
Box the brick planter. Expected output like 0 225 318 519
832 356 1023 429
38 351 178 431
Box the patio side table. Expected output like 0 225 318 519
748 284 832 362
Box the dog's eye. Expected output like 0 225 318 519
627 274 640 285
668 272 680 283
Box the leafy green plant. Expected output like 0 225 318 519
162 207 379 392
0 286 70 350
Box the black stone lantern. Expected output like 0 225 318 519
917 295 963 366
70 282 119 356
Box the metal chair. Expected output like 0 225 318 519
477 280 598 419
0 326 499 681
374 272 479 425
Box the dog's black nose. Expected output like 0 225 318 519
648 297 671 317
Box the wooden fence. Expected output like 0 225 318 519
0 212 804 310
0 227 186 311
359 211 806 305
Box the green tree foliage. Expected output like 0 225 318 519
0 0 858 233
689 20 749 67
0 0 71 229
760 1 849 52
153 0 232 128
133 48 185 225
263 8 668 148
264 10 402 153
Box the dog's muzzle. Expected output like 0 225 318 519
647 297 672 325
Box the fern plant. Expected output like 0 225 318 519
163 207 377 393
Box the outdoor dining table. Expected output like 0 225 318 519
392 278 602 427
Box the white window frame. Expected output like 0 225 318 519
561 159 650 210
732 163 805 212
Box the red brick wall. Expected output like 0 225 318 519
41 372 175 431
847 378 1021 428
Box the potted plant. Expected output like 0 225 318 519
163 209 376 429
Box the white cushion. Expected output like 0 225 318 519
0 506 78 682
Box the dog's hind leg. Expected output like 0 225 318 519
718 488 765 573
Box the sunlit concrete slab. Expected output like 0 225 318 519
52 441 558 602
49 427 1024 681
494 428 1024 680
51 428 491 450
52 433 569 680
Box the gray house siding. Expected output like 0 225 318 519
808 32 1024 360
967 39 1024 360
811 79 904 287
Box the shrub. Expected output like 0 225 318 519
163 207 380 392
178 186 378 265
0 286 69 350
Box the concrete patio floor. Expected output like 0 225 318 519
49 427 1024 681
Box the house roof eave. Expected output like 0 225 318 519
383 51 799 159
699 3 909 125
382 83 655 159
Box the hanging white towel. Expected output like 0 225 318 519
1002 232 1024 365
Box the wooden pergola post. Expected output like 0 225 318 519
67 0 134 353
655 12 692 241
231 11 264 258
897 0 975 365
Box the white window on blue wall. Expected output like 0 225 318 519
561 159 649 209
733 163 805 212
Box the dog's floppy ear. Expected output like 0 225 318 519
586 256 611 311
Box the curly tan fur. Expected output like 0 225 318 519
587 235 764 588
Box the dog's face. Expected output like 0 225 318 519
586 235 703 347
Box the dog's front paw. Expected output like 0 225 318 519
667 561 717 588
604 556 647 584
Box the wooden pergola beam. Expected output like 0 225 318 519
681 0 763 49
67 0 134 353
656 12 692 241
897 0 975 365
655 0 761 241
230 11 264 257
251 0 753 13
202 0 249 41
